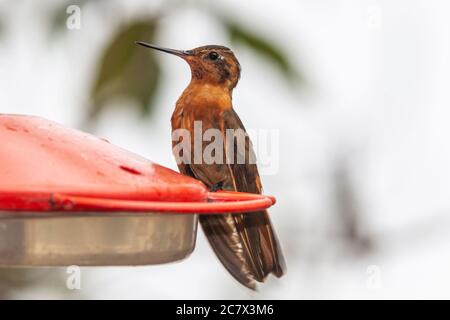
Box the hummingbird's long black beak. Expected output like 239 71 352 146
135 41 192 58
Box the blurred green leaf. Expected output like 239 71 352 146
88 18 161 122
225 22 301 83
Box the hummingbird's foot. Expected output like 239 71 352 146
210 181 224 192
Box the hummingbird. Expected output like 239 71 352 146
136 41 286 289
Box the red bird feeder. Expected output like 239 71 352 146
0 115 276 266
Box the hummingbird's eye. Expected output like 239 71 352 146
207 51 219 61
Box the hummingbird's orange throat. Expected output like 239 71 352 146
181 82 233 112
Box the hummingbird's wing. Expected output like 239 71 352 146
180 108 286 289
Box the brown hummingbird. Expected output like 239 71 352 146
136 41 286 289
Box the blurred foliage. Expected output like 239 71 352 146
225 21 302 83
83 4 302 125
89 19 161 120
2 1 304 126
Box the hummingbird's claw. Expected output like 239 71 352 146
210 181 224 192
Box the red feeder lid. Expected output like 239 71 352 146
0 115 275 214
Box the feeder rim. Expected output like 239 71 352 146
50 191 276 214
0 190 276 214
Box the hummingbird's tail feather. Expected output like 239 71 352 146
200 213 257 289
253 211 286 278
200 210 286 290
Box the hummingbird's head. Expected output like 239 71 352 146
136 42 241 90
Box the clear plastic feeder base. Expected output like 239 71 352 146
0 212 197 266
